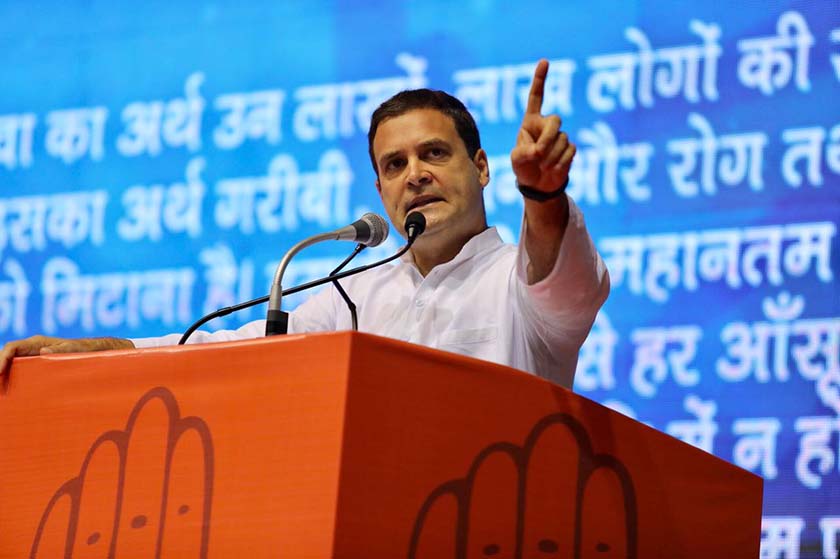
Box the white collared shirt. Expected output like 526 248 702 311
133 199 609 388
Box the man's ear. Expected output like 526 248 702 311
375 178 382 195
474 148 490 188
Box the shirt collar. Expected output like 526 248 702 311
398 226 504 269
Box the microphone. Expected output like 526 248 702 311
178 213 425 344
265 213 390 336
333 212 389 247
405 211 426 240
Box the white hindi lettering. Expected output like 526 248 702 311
599 221 835 303
815 368 840 416
452 67 500 123
213 87 284 150
199 243 255 326
819 517 840 559
44 106 108 165
827 124 840 177
41 258 96 332
692 229 743 290
354 52 427 132
629 325 702 397
599 235 645 298
453 58 576 123
214 149 352 234
0 113 36 170
292 82 349 142
737 11 814 96
644 233 685 301
566 121 653 206
292 52 427 142
1 196 48 256
117 72 205 157
47 191 109 249
0 191 108 258
215 175 275 236
717 291 840 413
586 49 636 113
654 21 721 104
298 149 352 228
574 312 618 392
760 517 804 559
41 257 195 333
784 222 835 282
117 157 206 242
741 226 784 288
732 417 781 479
831 28 840 82
782 126 824 187
794 415 840 490
665 394 718 453
667 112 767 197
0 258 30 337
586 20 721 113
717 288 793 382
781 123 840 188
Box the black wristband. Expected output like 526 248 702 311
516 178 569 202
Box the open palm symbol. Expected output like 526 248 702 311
409 413 637 559
30 386 214 558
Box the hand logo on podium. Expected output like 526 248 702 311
30 387 214 558
409 413 637 559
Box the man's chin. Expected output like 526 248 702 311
414 212 444 236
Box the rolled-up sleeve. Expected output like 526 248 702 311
514 196 610 385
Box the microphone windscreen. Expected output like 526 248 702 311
359 212 390 247
404 212 426 237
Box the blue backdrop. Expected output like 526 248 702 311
1 1 838 556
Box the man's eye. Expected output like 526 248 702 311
428 148 446 158
386 159 405 171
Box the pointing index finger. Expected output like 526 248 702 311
525 59 549 116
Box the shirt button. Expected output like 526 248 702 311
415 299 425 308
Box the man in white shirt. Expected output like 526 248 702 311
0 59 608 388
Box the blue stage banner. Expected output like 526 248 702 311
1 1 838 556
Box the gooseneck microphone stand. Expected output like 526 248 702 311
177 213 426 345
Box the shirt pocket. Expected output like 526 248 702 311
438 326 498 347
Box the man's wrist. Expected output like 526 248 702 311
516 177 569 202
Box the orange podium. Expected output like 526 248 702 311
0 332 761 558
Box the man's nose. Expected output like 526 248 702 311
406 158 432 188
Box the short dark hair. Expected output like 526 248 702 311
367 89 481 175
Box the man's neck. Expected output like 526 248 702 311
409 225 488 277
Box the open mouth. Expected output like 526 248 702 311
406 195 444 212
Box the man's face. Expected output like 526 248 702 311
372 108 490 243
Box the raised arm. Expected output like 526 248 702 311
510 59 577 284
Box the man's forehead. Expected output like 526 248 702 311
373 108 462 154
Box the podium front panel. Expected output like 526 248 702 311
0 332 761 558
